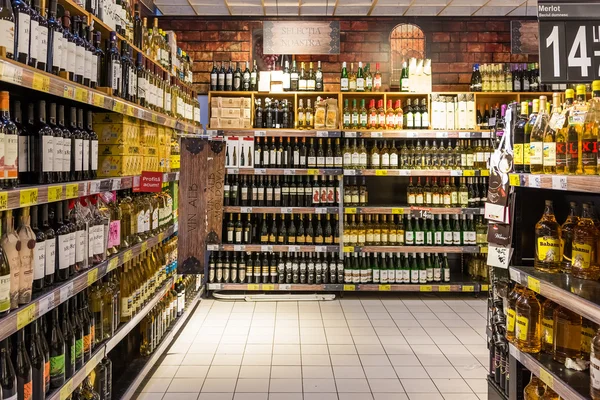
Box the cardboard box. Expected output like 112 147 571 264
221 97 243 108
96 123 140 145
210 117 220 128
221 118 241 128
221 108 241 118
242 98 252 108
99 155 142 177
211 107 220 118
239 136 255 168
92 113 138 125
242 108 252 119
98 144 141 156
242 118 252 129
225 136 241 167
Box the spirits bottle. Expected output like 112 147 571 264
515 288 541 353
534 200 561 273
592 328 600 399
16 328 32 400
544 93 561 174
572 203 600 280
49 307 65 388
567 85 587 175
513 102 528 173
28 320 44 400
59 302 75 379
553 305 582 363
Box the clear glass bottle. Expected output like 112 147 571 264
534 200 562 273
553 305 582 363
572 203 600 280
515 288 541 353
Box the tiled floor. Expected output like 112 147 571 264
136 294 489 400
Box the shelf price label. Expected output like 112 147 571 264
17 304 36 329
141 242 148 253
371 131 383 138
59 380 73 400
32 73 50 92
345 208 357 214
262 284 275 291
552 176 567 190
254 130 266 137
0 192 7 211
108 257 119 272
123 250 133 263
527 276 541 294
481 284 489 291
379 284 391 291
75 88 87 103
462 285 475 292
343 246 354 253
93 93 104 107
19 188 38 207
87 269 98 286
48 186 63 202
306 169 318 175
375 169 388 176
439 285 451 292
528 175 541 188
463 170 475 176
66 183 79 199
539 368 554 389
113 102 124 113
509 174 521 186
343 284 355 291
391 208 404 215
247 284 260 290
420 285 432 292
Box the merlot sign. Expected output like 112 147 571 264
538 1 600 83
263 21 340 55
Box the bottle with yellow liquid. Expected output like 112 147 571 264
561 202 580 273
567 85 588 174
524 375 544 399
540 386 560 400
581 82 600 174
534 200 562 273
553 305 582 363
543 93 562 174
541 299 557 354
525 99 539 173
507 284 525 343
591 327 600 400
515 288 541 353
582 319 599 359
531 96 550 174
555 89 575 174
572 203 600 280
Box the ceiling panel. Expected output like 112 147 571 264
487 0 525 6
264 5 300 14
155 0 190 5
229 5 264 13
473 5 519 14
228 0 261 6
300 5 335 14
416 0 450 5
447 0 487 6
157 4 196 13
370 5 408 14
334 5 371 14
191 4 230 13
438 5 480 14
404 5 443 14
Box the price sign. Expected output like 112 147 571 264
261 245 273 252
528 175 542 188
19 188 38 207
60 282 74 303
255 168 266 175
93 93 104 107
306 169 318 175
75 88 87 102
316 131 330 137
509 174 521 186
371 132 383 138
60 380 73 400
345 131 357 138
344 169 356 176
345 208 357 214
48 186 63 202
410 207 432 219
539 368 554 389
254 130 266 137
379 284 391 291
113 102 124 113
375 169 388 176
32 73 50 92
462 285 475 292
552 175 567 190
439 285 451 292
463 170 475 176
436 132 448 138
262 284 275 291
420 285 432 292
284 169 296 175
17 304 36 329
391 208 404 214
123 250 133 263
343 246 354 253
0 192 7 210
528 276 541 293
343 284 355 291
108 257 119 272
247 284 260 290
281 207 292 214
66 183 79 199
233 245 245 251
87 269 98 286
240 206 252 213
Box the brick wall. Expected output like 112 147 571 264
159 17 539 94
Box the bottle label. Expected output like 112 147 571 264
340 78 349 91
91 54 98 83
592 354 600 389
506 308 516 333
112 60 121 91
60 35 68 70
4 134 17 179
74 138 83 171
18 135 28 173
529 141 543 165
50 354 65 377
75 338 83 360
76 45 85 76
59 234 69 270
75 229 86 263
45 238 55 275
573 242 593 269
30 19 38 60
582 139 598 167
68 231 76 265
542 317 554 345
62 138 70 172
38 25 48 65
17 13 30 56
0 274 9 312
33 241 46 280
516 315 529 341
371 153 380 168
42 135 54 173
91 140 98 170
82 139 89 174
537 237 561 262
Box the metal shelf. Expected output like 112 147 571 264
343 130 491 139
224 206 339 214
0 225 178 342
226 168 342 176
0 172 179 212
207 244 339 252
344 169 490 177
344 206 485 215
342 245 482 253
208 129 341 137
507 173 600 193
509 344 590 400
510 266 600 326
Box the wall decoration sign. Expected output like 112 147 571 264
538 0 600 83
263 21 340 55
511 21 539 54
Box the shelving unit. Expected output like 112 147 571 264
508 172 600 194
344 169 490 177
342 245 482 253
344 206 485 215
224 206 339 214
226 168 342 175
0 225 178 342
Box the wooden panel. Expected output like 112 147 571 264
263 21 340 55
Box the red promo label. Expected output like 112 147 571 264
138 171 163 192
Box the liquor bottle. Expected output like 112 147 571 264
35 0 48 71
560 202 579 271
364 63 372 92
572 203 600 280
554 90 573 174
1 210 20 310
1 337 17 399
567 85 587 175
583 81 600 174
209 63 217 91
28 320 44 400
340 62 348 92
348 62 356 92
530 96 549 174
41 204 55 286
46 0 60 75
534 200 561 273
47 103 63 184
356 62 364 92
553 305 582 363
470 64 482 92
298 62 306 91
16 328 32 400
49 308 65 388
216 62 224 91
400 61 409 92
543 93 561 174
16 208 34 304
290 60 298 91
14 104 29 187
315 61 323 91
225 62 233 91
59 302 75 379
592 329 600 399
69 107 82 181
105 31 121 96
69 296 83 371
513 102 528 173
72 15 86 84
233 62 241 91
0 92 18 189
515 288 541 353
54 201 70 282
307 62 315 91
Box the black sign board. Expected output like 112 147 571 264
538 1 600 83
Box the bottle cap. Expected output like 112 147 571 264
593 80 600 91
0 91 9 110
576 84 586 95
565 88 574 99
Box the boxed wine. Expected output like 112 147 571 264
239 136 255 168
225 136 241 167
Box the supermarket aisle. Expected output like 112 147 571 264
136 295 489 400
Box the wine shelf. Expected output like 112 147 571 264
46 276 176 400
508 344 589 400
0 172 179 211
207 280 486 292
509 266 600 326
343 130 492 139
343 206 485 215
0 57 203 135
0 225 178 342
226 168 343 176
224 206 339 214
508 173 600 194
342 245 482 253
118 288 204 400
208 128 341 137
207 244 339 252
344 169 490 177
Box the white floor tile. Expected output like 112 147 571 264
168 378 205 393
162 393 200 400
134 393 164 400
433 379 474 393
303 394 338 400
338 393 374 400
331 354 362 366
394 366 429 379
424 366 461 379
239 366 271 379
301 354 331 365
268 378 303 392
271 354 301 366
333 366 366 379
267 394 302 400
201 379 237 392
271 366 302 379
141 378 172 393
336 378 372 392
401 378 439 393
232 393 267 400
303 378 337 392
235 379 270 392
207 366 241 379
364 366 398 379
177 366 210 379
152 366 179 379
359 354 392 366
368 378 405 393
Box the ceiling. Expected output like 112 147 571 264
155 0 537 16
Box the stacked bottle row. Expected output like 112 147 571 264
0 187 175 317
223 175 340 207
469 63 545 93
341 98 429 130
505 285 600 398
534 200 600 281
513 85 600 176
343 214 487 246
139 275 200 356
523 376 561 400
223 213 339 246
250 137 343 169
342 139 492 170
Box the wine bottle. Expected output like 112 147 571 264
54 202 69 282
69 107 82 181
46 0 60 74
71 15 84 84
31 211 44 291
16 207 34 304
0 92 18 189
14 101 29 185
78 292 92 361
28 0 38 68
35 100 53 184
16 328 32 400
41 204 55 286
34 0 47 71
57 105 70 183
49 308 65 388
92 31 102 89
28 320 44 400
12 0 29 64
105 31 120 96
59 302 75 379
48 103 63 184
0 222 9 316
70 297 83 370
1 210 20 310
62 12 74 79
79 109 90 180
38 316 49 393
82 22 92 88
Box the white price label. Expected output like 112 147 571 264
255 130 267 137
279 284 291 290
371 131 383 138
38 296 54 317
133 176 140 189
207 244 219 251
240 207 252 213
436 132 448 138
175 172 180 180
60 282 74 303
228 168 239 174
233 245 245 251
315 246 327 252
509 268 521 283
208 283 222 290
451 170 462 177
482 132 491 138
261 245 273 252
315 208 328 214
345 169 356 176
399 170 411 176
459 132 472 138
284 169 296 175
89 181 101 194
528 175 541 188
288 245 300 252
281 207 292 213
551 176 567 190
345 132 357 138
256 168 266 175
111 179 121 191
406 132 417 138
316 131 329 137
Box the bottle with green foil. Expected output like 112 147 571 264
70 297 84 370
49 308 65 388
60 302 75 379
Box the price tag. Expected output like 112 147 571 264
60 282 74 303
113 102 124 113
315 208 327 214
539 368 554 389
379 284 391 291
93 93 104 107
344 284 355 291
391 208 404 215
463 170 475 176
262 284 275 291
247 284 260 290
63 85 75 98
342 246 354 253
19 188 38 206
255 168 266 175
123 250 133 262
5 64 23 85
284 169 296 175
288 245 300 252
87 269 98 286
279 284 291 290
32 73 50 92
509 174 521 186
17 303 36 329
436 132 448 138
307 169 318 175
345 208 357 214
480 246 488 254
108 257 119 272
375 169 388 176
459 132 473 138
406 131 417 138
141 242 148 253
253 130 268 137
0 192 7 211
228 168 239 175
439 285 451 292
48 186 63 202
480 170 490 176
233 245 245 251
345 169 356 176
66 183 79 199
527 276 541 293
60 380 73 400
281 207 292 213
462 285 475 292
552 176 567 190
371 131 383 138
399 170 411 176
450 170 462 177
158 232 165 241
240 206 252 213
152 114 158 123
207 244 219 251
125 105 135 116
75 88 87 102
261 245 273 252
420 285 432 292
481 284 489 291
345 132 357 138
410 207 431 219
111 179 122 191
316 131 329 137
315 246 327 252
528 175 541 188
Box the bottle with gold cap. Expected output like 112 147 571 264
544 93 563 174
525 99 539 173
567 84 588 174
514 102 529 173
581 81 600 174
534 200 561 273
571 203 600 280
556 89 575 174
530 96 550 174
